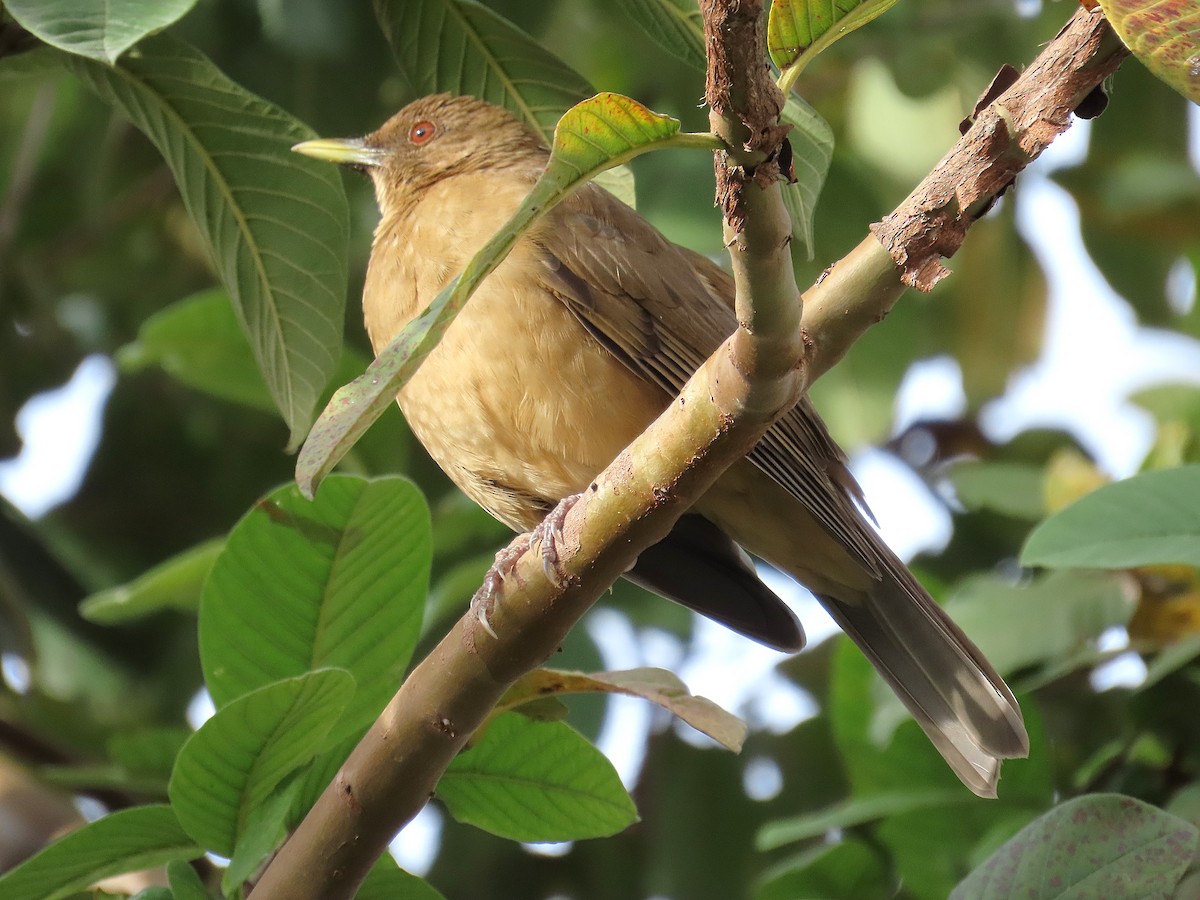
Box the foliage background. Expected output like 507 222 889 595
1 0 1200 897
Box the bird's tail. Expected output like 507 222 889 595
817 567 1028 798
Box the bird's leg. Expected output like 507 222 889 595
529 493 580 588
469 533 533 639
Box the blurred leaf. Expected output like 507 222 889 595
950 460 1046 520
780 93 833 258
296 93 709 496
945 570 1132 678
372 0 635 204
167 859 212 900
500 667 746 751
168 669 354 856
200 476 429 741
1139 635 1200 690
61 35 349 449
79 538 222 624
614 0 705 70
108 726 192 780
1098 0 1200 103
1023 466 1200 569
5 0 198 64
0 805 201 900
358 855 447 900
439 712 637 841
770 0 900 82
951 794 1199 899
756 839 888 900
757 789 965 850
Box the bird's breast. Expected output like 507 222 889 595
363 172 664 530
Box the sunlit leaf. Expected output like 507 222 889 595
770 0 899 84
1098 0 1200 103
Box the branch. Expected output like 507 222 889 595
252 7 1130 898
250 2 798 897
801 5 1128 381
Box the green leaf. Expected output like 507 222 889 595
950 460 1047 520
439 713 638 841
780 93 833 258
358 855 447 900
79 538 222 624
60 35 349 449
295 93 712 496
200 476 429 740
757 789 967 850
167 859 213 900
1022 466 1200 569
0 805 201 900
769 0 899 85
221 776 303 896
168 669 354 857
108 727 192 780
614 0 706 70
756 839 888 900
5 0 198 64
117 289 277 412
372 0 634 205
1098 0 1200 104
951 794 1199 899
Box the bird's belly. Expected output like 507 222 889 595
397 276 665 531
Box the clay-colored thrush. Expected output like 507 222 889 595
294 94 1028 796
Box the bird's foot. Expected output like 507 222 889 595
530 494 580 588
469 533 532 640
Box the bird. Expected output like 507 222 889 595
293 93 1028 796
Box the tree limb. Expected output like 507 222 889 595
250 6 1130 897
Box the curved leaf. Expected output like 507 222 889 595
0 805 200 900
780 93 833 257
5 0 197 64
200 475 430 740
61 35 348 449
295 94 714 496
169 669 354 856
79 538 222 623
440 713 637 841
1098 0 1200 103
1022 465 1200 569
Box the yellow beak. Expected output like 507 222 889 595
291 137 385 168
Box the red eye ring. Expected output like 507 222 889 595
408 120 436 145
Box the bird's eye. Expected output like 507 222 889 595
408 120 436 145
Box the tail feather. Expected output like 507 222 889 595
818 570 1028 798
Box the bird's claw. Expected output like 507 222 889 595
530 494 579 588
469 534 532 640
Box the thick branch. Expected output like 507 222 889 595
249 2 801 897
800 6 1128 381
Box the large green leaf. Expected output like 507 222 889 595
951 794 1199 899
358 856 447 900
60 35 349 449
295 93 713 496
373 0 634 204
780 93 833 258
0 805 201 900
5 0 197 64
1022 466 1200 569
168 669 354 857
439 713 638 841
200 475 430 740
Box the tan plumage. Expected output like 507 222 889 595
294 94 1028 796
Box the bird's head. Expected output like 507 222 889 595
293 94 547 212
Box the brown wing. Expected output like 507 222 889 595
533 183 883 576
